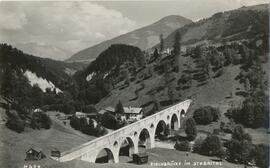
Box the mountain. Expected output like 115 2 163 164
155 4 268 50
66 15 192 63
93 4 268 128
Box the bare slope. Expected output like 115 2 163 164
67 15 192 62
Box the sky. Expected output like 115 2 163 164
0 0 268 60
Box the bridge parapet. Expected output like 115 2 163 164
58 99 192 162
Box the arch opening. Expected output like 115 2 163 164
154 120 168 140
138 128 151 153
119 137 135 163
171 114 179 131
95 148 115 163
180 109 185 116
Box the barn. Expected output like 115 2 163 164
25 148 46 161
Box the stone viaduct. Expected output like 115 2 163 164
55 99 192 163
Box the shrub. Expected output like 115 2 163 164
175 140 190 151
185 118 197 141
193 106 220 125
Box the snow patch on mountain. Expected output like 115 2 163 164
24 70 62 93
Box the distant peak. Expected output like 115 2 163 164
154 15 192 24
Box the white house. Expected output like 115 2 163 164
98 106 143 122
122 107 143 121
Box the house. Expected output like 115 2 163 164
51 148 61 158
33 108 43 113
98 106 143 122
75 112 87 118
122 107 143 121
25 148 46 161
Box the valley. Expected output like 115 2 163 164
0 3 269 168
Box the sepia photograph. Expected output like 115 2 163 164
0 0 269 168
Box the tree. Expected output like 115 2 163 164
200 135 223 156
115 100 124 114
100 112 118 130
62 101 75 114
226 125 254 164
153 48 159 60
70 116 80 130
254 144 269 168
185 118 197 141
31 84 44 108
5 112 24 133
159 34 164 53
172 31 181 56
231 124 252 142
168 83 176 104
1 65 14 99
172 31 181 71
82 105 97 114
193 106 220 125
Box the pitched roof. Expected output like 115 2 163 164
27 147 42 153
99 106 142 114
104 107 115 112
75 112 87 116
123 107 142 114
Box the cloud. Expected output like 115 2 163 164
236 0 269 6
0 1 136 60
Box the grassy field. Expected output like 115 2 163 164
0 112 95 168
45 148 243 168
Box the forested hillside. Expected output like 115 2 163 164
0 44 85 133
155 4 268 50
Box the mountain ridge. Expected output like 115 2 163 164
66 15 192 63
152 4 269 51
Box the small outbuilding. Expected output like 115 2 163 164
25 148 46 161
51 148 61 158
132 153 148 164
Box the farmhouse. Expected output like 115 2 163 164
99 106 143 122
122 107 143 121
25 148 46 161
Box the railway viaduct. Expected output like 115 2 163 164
55 99 192 163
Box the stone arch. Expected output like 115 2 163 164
138 128 151 150
171 113 179 130
154 120 167 140
95 148 115 163
180 109 186 116
118 137 137 160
